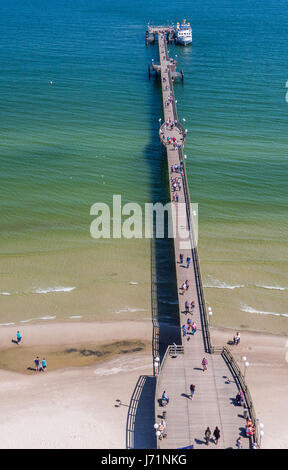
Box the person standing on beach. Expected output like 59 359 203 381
41 358 47 372
213 426 220 445
16 331 22 344
234 331 241 345
34 356 40 372
204 427 211 445
202 357 208 372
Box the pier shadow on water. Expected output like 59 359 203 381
147 61 182 360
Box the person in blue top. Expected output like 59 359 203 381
16 331 22 344
41 358 47 371
161 391 169 406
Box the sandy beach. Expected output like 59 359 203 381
0 320 287 449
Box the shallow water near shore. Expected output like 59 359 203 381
0 0 287 335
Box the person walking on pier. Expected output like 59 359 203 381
185 280 190 291
189 384 195 400
182 324 188 337
186 257 191 269
179 253 184 264
236 436 242 449
202 357 208 372
161 391 169 406
204 427 211 445
213 426 220 445
181 281 187 294
184 300 190 314
191 322 197 335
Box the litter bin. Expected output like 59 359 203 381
243 408 248 419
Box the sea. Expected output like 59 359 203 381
0 0 287 335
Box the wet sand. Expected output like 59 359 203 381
0 321 287 449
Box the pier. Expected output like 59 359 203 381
148 28 258 450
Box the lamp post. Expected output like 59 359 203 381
154 356 160 375
241 356 246 375
208 307 213 325
243 361 249 379
259 430 264 448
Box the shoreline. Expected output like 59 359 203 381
0 320 287 448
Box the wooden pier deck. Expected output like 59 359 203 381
153 30 251 450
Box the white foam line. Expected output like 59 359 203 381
255 284 287 291
32 287 75 294
204 282 245 290
112 308 145 314
38 315 57 321
240 303 288 318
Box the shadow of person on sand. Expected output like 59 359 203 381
11 339 18 345
27 367 36 371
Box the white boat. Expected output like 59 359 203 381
176 19 192 45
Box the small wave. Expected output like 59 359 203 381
69 315 82 319
240 303 288 318
204 278 245 290
38 315 57 320
255 284 287 291
33 287 76 294
129 282 138 285
0 292 11 296
0 322 15 326
112 307 145 314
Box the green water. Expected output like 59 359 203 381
0 0 287 334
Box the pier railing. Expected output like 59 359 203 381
154 344 184 449
214 346 259 447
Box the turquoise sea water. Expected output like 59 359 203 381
0 0 287 333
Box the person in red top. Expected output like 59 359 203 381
202 357 208 372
